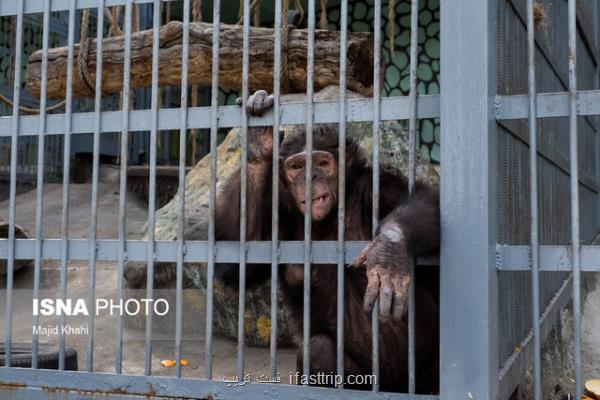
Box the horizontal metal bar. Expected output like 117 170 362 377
0 368 439 400
0 0 161 16
0 387 153 400
0 96 441 138
0 239 438 266
497 275 572 400
497 244 600 271
496 90 600 119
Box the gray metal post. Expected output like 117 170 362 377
440 0 499 399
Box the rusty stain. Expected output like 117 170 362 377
0 382 27 390
39 384 162 398
533 1 547 27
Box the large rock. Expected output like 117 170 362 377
0 220 32 275
124 86 439 346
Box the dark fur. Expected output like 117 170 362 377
215 125 440 393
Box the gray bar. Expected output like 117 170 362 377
144 0 161 376
0 96 442 137
526 1 542 399
406 0 419 393
439 0 499 398
115 0 134 374
496 90 600 119
303 0 316 380
270 0 282 379
371 0 381 391
0 367 439 400
0 0 158 16
568 0 582 398
86 0 106 372
58 0 77 371
497 245 600 271
1 239 437 264
175 0 191 379
237 0 251 382
337 0 348 388
31 0 51 369
205 0 221 380
3 0 24 368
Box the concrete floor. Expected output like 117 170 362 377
0 174 295 380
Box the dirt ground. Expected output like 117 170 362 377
0 167 295 379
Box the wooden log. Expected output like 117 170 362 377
26 21 375 100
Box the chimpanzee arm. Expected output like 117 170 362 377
378 185 439 256
352 171 439 321
215 91 275 288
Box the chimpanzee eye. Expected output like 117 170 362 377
319 160 328 167
292 164 302 170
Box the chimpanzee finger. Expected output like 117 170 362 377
363 267 380 314
248 90 272 116
391 271 410 320
350 240 374 268
379 272 393 322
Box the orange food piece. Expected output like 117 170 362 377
585 379 600 399
161 359 176 368
180 359 189 366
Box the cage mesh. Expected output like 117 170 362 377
496 0 599 381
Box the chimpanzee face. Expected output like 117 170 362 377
284 150 338 221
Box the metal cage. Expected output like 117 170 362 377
0 0 599 399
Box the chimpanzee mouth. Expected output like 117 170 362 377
302 193 330 205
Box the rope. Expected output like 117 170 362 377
388 0 396 54
190 0 203 165
281 0 291 93
0 93 66 114
192 0 202 22
238 0 262 26
319 0 328 30
0 13 67 113
112 6 123 36
77 8 97 97
133 3 140 33
293 0 304 25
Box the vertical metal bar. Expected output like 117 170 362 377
406 0 419 393
3 0 24 368
567 1 582 398
439 0 499 398
31 0 51 370
371 0 381 392
59 0 77 371
526 1 542 399
115 0 133 375
86 0 105 372
205 0 221 381
269 0 282 379
175 0 190 379
144 0 161 376
594 0 600 233
303 0 316 380
237 0 250 382
336 0 348 388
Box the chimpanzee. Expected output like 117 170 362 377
215 90 440 393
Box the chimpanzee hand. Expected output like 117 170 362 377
236 90 278 162
351 222 411 322
236 89 274 117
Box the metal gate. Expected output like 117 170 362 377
0 0 599 399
